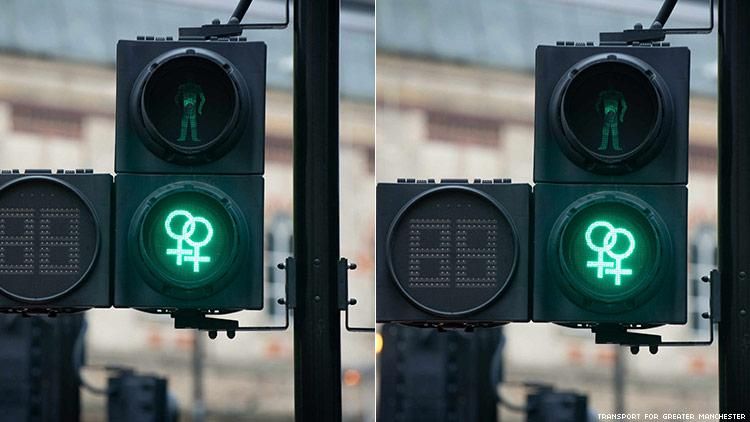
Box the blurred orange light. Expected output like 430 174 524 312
375 332 383 354
343 369 361 387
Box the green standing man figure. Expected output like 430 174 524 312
594 86 628 151
175 78 206 142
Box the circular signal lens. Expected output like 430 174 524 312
551 192 670 311
134 49 248 162
552 54 671 172
133 183 242 296
0 177 99 303
386 186 518 317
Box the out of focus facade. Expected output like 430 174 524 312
377 0 718 418
0 0 375 421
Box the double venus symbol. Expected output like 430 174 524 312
165 210 214 273
584 221 635 286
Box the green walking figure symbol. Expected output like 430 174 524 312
594 87 628 151
174 79 206 142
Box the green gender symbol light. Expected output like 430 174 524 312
584 221 635 286
164 209 214 273
558 200 660 302
138 190 238 288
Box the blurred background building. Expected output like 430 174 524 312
377 0 717 419
0 0 375 420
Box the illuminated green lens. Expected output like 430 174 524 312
560 201 658 302
140 191 237 288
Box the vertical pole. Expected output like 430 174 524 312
718 0 750 413
613 347 625 413
292 0 342 420
191 331 205 422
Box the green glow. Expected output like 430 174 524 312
584 220 635 286
594 88 628 151
164 209 214 273
175 81 206 142
559 200 659 302
139 190 237 288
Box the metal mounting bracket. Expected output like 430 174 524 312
338 258 375 333
171 257 297 339
598 0 713 45
178 0 289 40
593 269 720 354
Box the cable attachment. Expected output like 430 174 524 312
599 0 714 45
338 258 375 333
171 257 297 338
593 269 720 354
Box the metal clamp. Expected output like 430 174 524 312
172 257 297 339
593 269 721 354
599 0 713 45
178 0 290 40
338 258 375 333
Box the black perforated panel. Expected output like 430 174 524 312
0 178 98 302
386 187 518 316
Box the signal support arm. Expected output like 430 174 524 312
593 269 721 354
599 0 713 45
172 257 298 339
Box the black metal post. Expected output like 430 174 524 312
718 0 750 413
191 331 205 422
292 0 342 420
613 347 625 413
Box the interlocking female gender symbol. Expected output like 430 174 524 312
584 221 636 286
165 210 214 273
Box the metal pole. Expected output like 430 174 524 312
718 0 750 413
191 331 205 422
651 0 678 28
613 347 625 413
292 0 343 420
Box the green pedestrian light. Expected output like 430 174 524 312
164 209 214 272
595 88 628 152
132 184 242 293
114 38 266 312
551 195 667 308
584 221 635 286
533 44 689 326
174 81 206 143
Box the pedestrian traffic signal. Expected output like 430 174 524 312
534 184 686 323
0 171 112 312
534 45 689 183
115 175 263 311
533 44 689 326
115 39 266 174
114 37 266 312
377 180 530 325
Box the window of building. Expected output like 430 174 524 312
11 103 83 139
426 110 502 147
